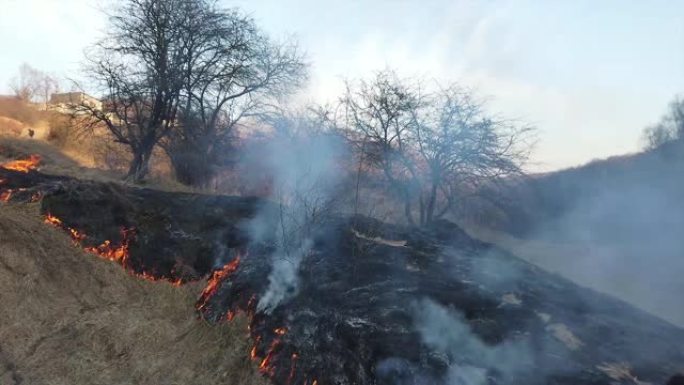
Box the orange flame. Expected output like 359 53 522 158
44 213 63 226
43 213 181 286
196 256 241 312
250 326 295 378
0 190 12 202
45 214 86 243
287 353 299 385
43 209 303 381
259 338 281 375
1 154 41 173
84 228 135 265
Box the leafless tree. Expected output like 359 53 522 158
413 86 533 224
82 0 205 180
338 71 423 224
162 7 307 187
338 70 533 226
642 96 684 150
9 63 59 107
82 0 306 183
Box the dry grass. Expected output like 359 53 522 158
0 136 125 184
0 203 266 385
0 117 25 137
0 136 211 196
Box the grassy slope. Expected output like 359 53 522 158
466 141 684 327
0 204 264 384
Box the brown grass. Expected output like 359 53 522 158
0 136 210 196
0 117 25 137
0 203 267 385
0 136 125 183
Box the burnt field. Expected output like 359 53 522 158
1 155 683 385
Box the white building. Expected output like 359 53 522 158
49 92 102 113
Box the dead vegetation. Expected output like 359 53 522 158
0 203 266 385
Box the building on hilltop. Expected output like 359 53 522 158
49 92 102 113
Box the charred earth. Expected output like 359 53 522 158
1 158 683 385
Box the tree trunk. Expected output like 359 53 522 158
126 145 154 182
425 182 438 225
419 195 426 226
403 193 415 227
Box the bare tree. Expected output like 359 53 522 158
642 96 684 150
82 0 200 180
10 64 40 102
338 70 533 226
39 74 60 110
412 86 532 224
162 7 307 187
339 71 423 225
82 0 306 183
9 63 59 107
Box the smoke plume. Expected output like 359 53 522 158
240 115 347 313
412 298 533 385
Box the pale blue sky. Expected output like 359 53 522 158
1 0 683 171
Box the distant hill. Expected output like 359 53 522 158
483 140 684 326
517 141 684 237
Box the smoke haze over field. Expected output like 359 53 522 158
412 298 534 385
508 145 684 326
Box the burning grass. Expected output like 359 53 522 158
38 209 299 384
0 154 41 173
197 255 242 312
0 204 267 385
0 158 293 383
3 152 684 385
195 257 307 385
0 154 41 202
43 212 184 286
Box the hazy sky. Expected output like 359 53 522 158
1 0 683 171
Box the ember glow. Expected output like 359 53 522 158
0 155 42 203
0 190 12 202
288 353 299 385
0 155 321 384
194 260 311 385
43 212 182 286
259 338 281 376
84 229 136 265
0 154 41 173
196 255 242 312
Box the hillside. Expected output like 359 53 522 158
1 147 683 385
0 135 267 384
0 203 265 384
476 140 684 327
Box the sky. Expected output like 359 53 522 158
1 0 683 171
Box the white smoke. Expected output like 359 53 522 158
257 239 313 313
240 114 347 313
522 147 684 327
412 298 533 385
